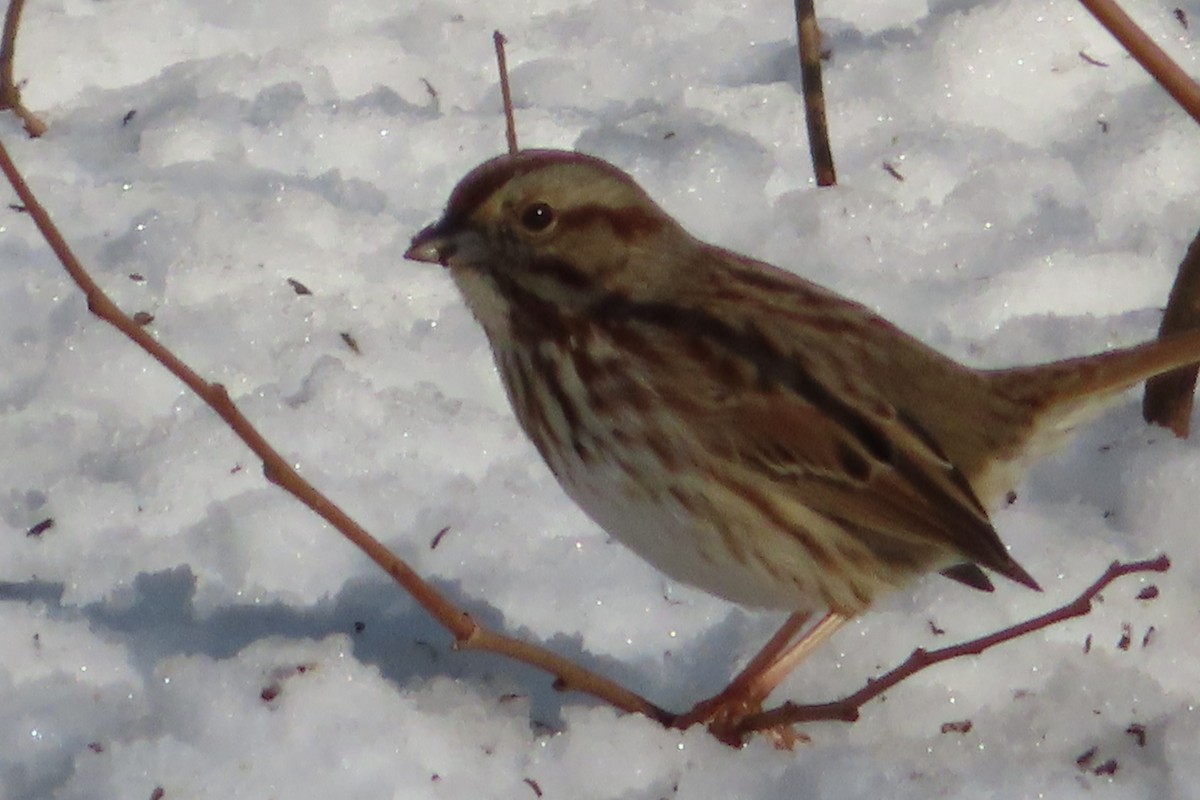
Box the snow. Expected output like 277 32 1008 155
1 0 1198 797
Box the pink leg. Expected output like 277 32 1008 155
750 612 847 702
675 611 848 734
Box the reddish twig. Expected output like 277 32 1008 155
737 555 1170 737
0 0 45 137
494 30 518 155
794 0 836 186
1077 0 1200 125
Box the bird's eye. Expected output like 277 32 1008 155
519 201 556 233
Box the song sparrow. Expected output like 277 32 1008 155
406 149 1200 618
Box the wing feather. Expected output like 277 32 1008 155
699 385 1039 591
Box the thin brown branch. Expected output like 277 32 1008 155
737 555 1170 737
0 0 16 89
0 131 670 724
794 0 836 186
494 30 518 155
1144 228 1200 436
1077 0 1200 125
0 0 45 137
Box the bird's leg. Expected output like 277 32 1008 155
673 611 848 743
742 611 848 707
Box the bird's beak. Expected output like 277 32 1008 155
404 218 457 266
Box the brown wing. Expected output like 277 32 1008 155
697 388 1039 592
585 251 1038 594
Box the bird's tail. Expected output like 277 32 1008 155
983 327 1200 468
989 327 1200 411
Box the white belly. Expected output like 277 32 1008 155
556 448 828 611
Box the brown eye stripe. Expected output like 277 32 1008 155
556 205 664 242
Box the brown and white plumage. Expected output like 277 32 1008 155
406 149 1200 615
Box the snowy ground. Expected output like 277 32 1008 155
1 0 1198 797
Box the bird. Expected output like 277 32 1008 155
405 148 1200 718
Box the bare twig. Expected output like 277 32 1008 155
737 555 1170 738
794 0 836 186
1144 229 1200 436
1077 0 1200 125
0 0 45 137
494 30 518 155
